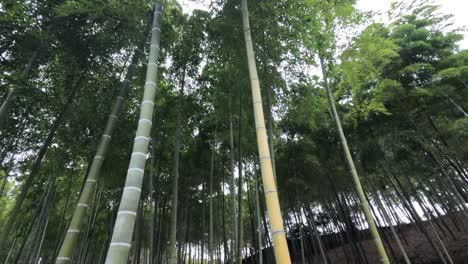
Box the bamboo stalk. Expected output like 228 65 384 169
319 54 390 263
241 0 291 263
104 3 163 263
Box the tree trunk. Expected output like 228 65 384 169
303 206 328 264
167 67 186 264
264 76 276 182
14 172 55 263
209 136 215 264
201 184 206 263
0 72 84 250
374 191 411 264
148 141 155 264
53 172 73 260
255 169 263 264
27 177 55 263
0 162 11 199
221 170 229 263
104 4 163 263
446 96 468 117
318 54 389 263
228 96 237 263
55 12 152 263
246 176 257 263
236 88 243 264
240 0 291 262
0 51 38 128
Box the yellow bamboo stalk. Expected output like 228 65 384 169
241 0 291 263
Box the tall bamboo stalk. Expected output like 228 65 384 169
447 96 468 117
374 192 411 264
228 96 237 263
148 141 155 263
104 3 163 263
236 88 243 264
318 54 389 263
209 135 215 264
0 51 38 128
254 169 263 264
55 17 151 264
0 72 84 249
241 0 291 262
167 68 186 264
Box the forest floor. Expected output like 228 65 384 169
248 214 468 263
318 215 468 263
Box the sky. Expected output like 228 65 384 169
357 0 468 49
178 0 468 49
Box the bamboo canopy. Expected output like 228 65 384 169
0 0 467 263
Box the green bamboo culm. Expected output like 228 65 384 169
241 0 292 263
319 55 390 264
0 51 38 129
104 3 163 264
54 15 152 264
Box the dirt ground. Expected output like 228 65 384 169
246 214 468 263
325 216 468 264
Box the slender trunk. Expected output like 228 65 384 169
0 51 38 128
246 176 256 263
241 1 291 262
0 166 10 199
167 68 186 264
236 89 243 264
318 54 389 263
34 215 50 263
15 171 55 263
284 218 298 261
294 210 306 264
0 72 84 250
265 78 276 182
155 198 167 264
228 97 237 263
77 178 102 264
260 32 277 184
258 179 274 263
185 210 192 264
254 169 263 264
446 96 468 117
388 169 448 263
326 174 366 263
133 201 142 263
53 173 73 260
365 193 399 262
373 190 411 264
177 204 187 263
326 201 349 262
209 137 215 264
27 180 55 263
104 4 163 263
201 184 206 263
3 237 16 264
153 146 164 264
304 206 328 264
56 13 151 263
149 142 155 263
400 168 454 263
429 220 454 264
221 170 229 263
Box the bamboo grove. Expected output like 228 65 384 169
0 0 467 263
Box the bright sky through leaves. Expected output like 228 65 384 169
179 0 468 49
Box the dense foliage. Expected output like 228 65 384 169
0 0 466 263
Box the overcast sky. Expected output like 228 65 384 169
357 0 468 49
178 0 468 49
